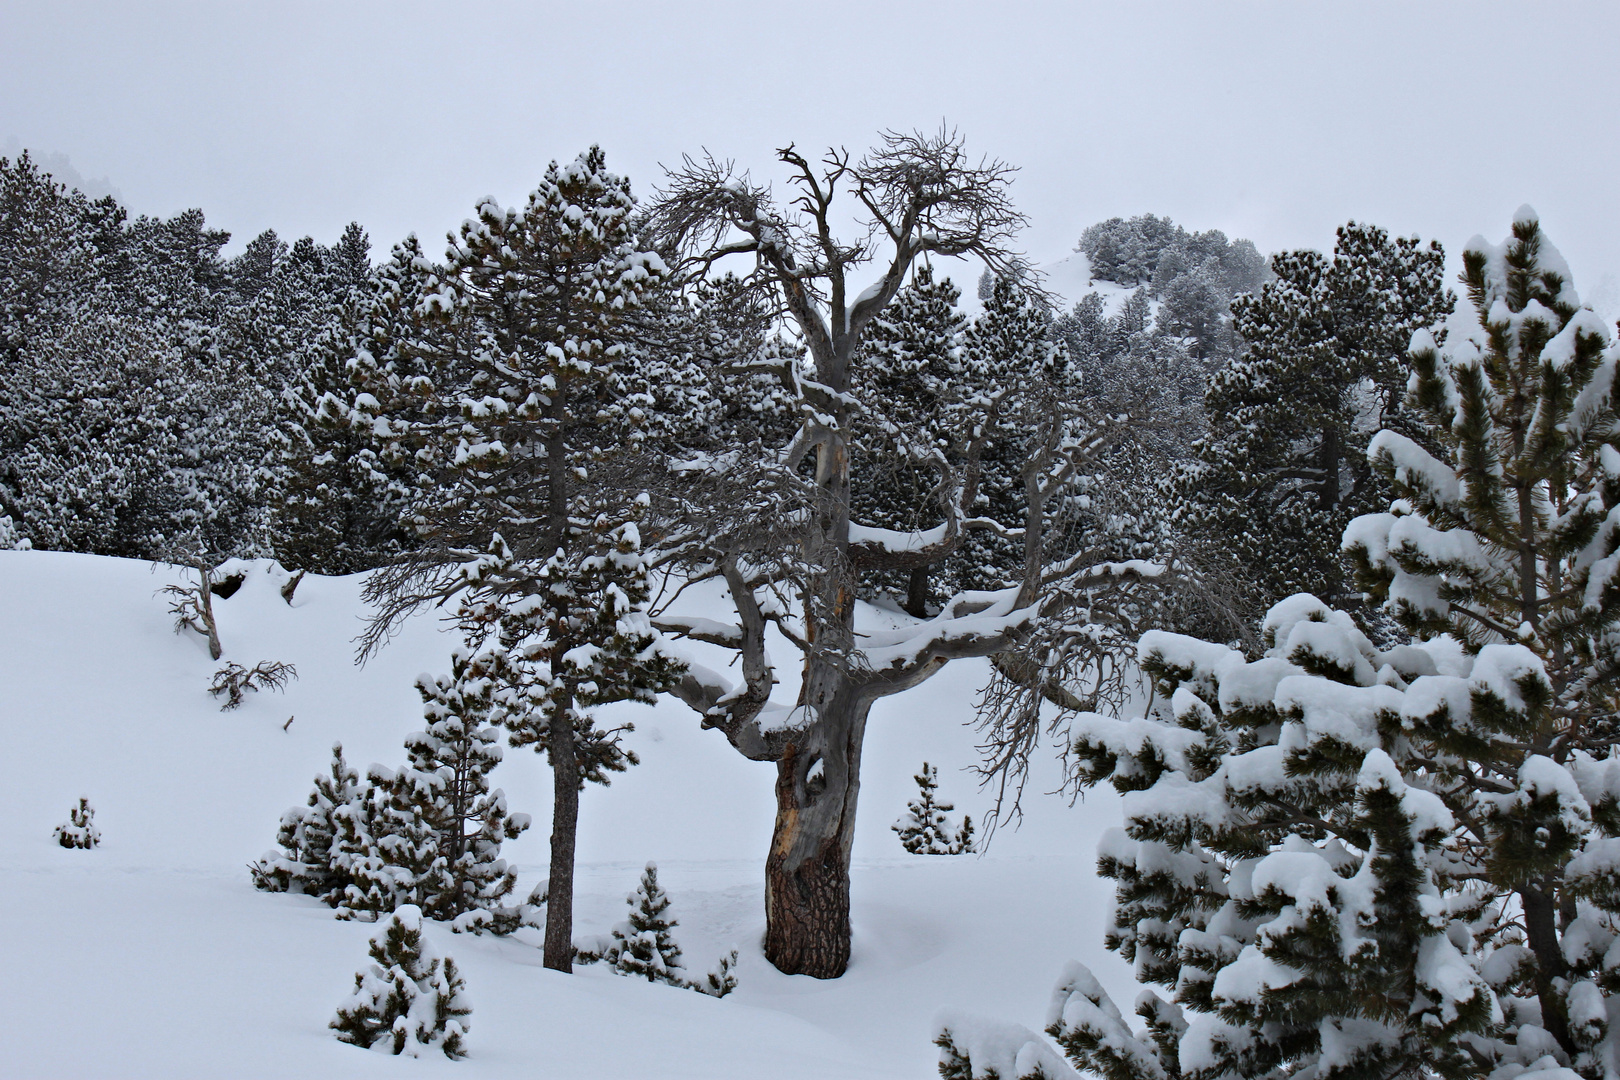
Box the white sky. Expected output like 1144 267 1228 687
3 1 1617 299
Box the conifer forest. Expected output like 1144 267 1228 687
4 5 1619 1077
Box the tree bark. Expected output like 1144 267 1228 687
1318 423 1341 512
1520 882 1572 1053
196 561 223 660
903 566 930 619
763 677 870 979
544 688 579 972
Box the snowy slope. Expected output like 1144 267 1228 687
1041 251 1139 317
0 550 1131 1078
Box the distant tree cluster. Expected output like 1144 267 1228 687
0 152 394 568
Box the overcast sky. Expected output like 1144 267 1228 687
3 1 1617 300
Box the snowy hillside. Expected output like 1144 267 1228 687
1041 251 1139 316
0 550 1131 1078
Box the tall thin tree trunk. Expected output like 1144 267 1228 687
544 687 579 972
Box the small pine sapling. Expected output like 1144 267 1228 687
893 762 974 855
209 659 297 709
331 905 470 1059
698 949 739 999
251 742 358 899
53 797 100 849
606 862 686 984
578 862 740 997
331 770 409 920
405 650 531 931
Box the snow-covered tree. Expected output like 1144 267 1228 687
331 905 470 1059
330 764 431 922
252 742 360 901
349 148 685 972
290 657 531 930
647 131 1161 978
850 262 969 614
1186 221 1453 612
577 861 740 997
0 510 27 550
938 210 1620 1080
267 224 417 575
582 862 687 985
401 649 531 929
893 762 974 855
53 797 100 849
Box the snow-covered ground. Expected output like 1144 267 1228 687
0 550 1133 1078
1041 251 1138 316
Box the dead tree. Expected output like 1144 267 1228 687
645 130 1163 978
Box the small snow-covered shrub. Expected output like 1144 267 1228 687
208 659 297 710
251 742 358 899
0 511 29 550
893 762 974 855
331 905 470 1059
577 862 738 998
53 797 100 849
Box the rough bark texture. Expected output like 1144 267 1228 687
763 689 870 978
544 691 579 973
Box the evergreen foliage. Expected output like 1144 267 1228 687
577 862 740 997
893 762 975 855
402 649 532 929
265 224 414 575
348 147 685 971
1187 221 1453 612
53 797 100 849
330 905 471 1059
850 263 969 613
0 510 27 550
0 149 380 563
252 742 359 901
257 656 533 934
1078 213 1266 306
590 861 687 984
940 211 1620 1080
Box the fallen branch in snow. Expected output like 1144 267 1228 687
209 660 298 710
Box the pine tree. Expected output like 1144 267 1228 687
850 263 969 614
940 211 1620 1080
0 509 27 550
402 648 531 929
331 767 412 920
52 797 100 849
331 905 470 1059
350 148 685 972
953 273 1063 595
595 862 687 985
1342 207 1620 1060
1187 221 1453 612
252 742 359 900
892 762 974 855
698 949 739 999
268 224 415 575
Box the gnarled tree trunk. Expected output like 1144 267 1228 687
763 674 870 979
